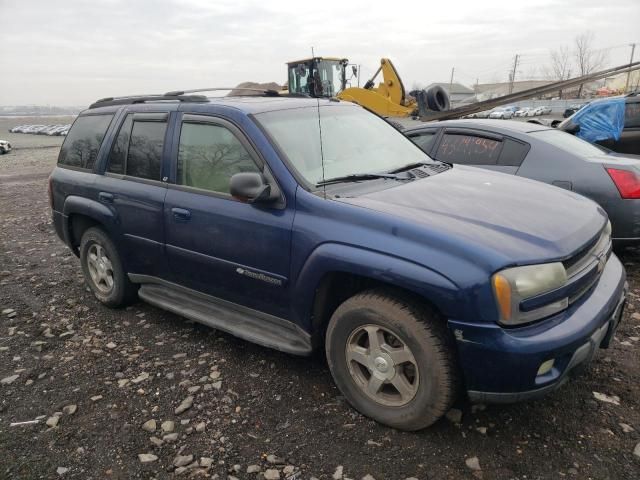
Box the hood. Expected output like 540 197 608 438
338 166 606 266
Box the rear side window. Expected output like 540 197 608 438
106 115 166 180
177 122 260 194
498 138 530 166
127 121 166 180
58 114 113 169
625 102 640 128
106 114 132 174
435 133 502 165
409 130 438 153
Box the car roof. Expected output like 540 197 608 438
404 118 551 134
83 96 347 116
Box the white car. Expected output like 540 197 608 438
514 107 532 117
489 108 513 119
0 140 12 154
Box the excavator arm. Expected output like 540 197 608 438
338 58 449 117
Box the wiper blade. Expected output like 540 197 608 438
316 172 408 187
388 160 452 173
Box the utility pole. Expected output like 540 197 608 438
624 43 636 93
508 54 519 94
449 67 455 95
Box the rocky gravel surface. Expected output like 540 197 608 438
1 118 640 479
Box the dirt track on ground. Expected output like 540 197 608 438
1 119 639 480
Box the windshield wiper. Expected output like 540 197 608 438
316 172 409 187
388 160 452 173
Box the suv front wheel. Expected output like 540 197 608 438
80 227 137 307
325 289 458 430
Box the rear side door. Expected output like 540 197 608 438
431 128 527 174
95 112 170 278
163 113 294 319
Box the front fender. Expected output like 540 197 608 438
292 242 461 332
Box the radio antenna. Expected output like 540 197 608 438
316 97 327 199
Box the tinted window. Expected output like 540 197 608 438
625 102 640 128
126 121 166 180
409 131 438 152
436 133 502 165
106 114 133 174
58 114 113 169
177 122 260 194
498 138 530 166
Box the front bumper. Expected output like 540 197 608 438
449 254 627 403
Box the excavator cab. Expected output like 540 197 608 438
287 57 349 98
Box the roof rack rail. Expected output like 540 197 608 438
164 87 281 97
88 94 209 109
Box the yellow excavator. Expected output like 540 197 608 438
285 57 450 117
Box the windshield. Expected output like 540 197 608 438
255 105 436 187
316 60 344 97
530 129 608 157
287 59 345 97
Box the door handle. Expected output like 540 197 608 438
172 207 191 221
98 192 114 203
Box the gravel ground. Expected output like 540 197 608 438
1 118 640 480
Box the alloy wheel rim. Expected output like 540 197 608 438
87 243 114 294
345 324 419 407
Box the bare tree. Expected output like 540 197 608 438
546 45 571 80
574 32 608 97
544 45 572 98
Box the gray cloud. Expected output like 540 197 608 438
0 0 638 105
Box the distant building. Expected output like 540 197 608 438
424 82 475 104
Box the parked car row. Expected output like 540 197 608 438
467 105 553 120
9 124 70 135
515 106 552 117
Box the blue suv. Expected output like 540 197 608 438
49 91 628 430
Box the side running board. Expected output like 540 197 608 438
135 278 312 356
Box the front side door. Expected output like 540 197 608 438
95 112 169 277
163 114 294 319
406 128 441 156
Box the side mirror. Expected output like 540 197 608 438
229 172 278 204
352 65 358 77
563 121 581 134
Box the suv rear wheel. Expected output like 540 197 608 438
80 227 137 307
325 289 458 430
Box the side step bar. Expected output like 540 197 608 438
133 276 312 356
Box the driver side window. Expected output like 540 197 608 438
177 122 260 194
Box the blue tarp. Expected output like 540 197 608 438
571 97 625 143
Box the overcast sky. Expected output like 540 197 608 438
1 0 638 106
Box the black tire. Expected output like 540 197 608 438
325 289 458 431
425 86 450 112
79 227 137 308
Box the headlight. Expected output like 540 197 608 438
492 262 568 325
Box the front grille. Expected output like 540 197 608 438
563 227 612 305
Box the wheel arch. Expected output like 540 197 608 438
292 243 461 348
63 196 117 255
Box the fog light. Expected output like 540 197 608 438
537 359 555 376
